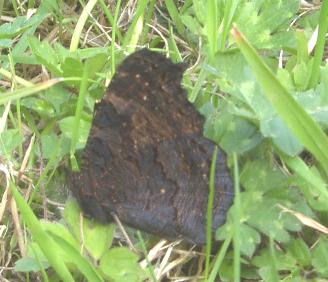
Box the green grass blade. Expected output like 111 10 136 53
231 25 328 175
136 231 158 282
232 153 240 282
70 0 98 51
208 234 232 281
0 68 34 87
49 233 104 282
189 62 208 102
205 146 218 279
268 237 279 281
164 0 185 37
10 182 75 282
30 244 50 282
110 0 122 76
139 0 157 45
206 0 218 56
0 78 62 105
282 155 328 206
308 1 328 88
98 0 123 42
70 64 89 169
122 0 148 52
218 0 240 51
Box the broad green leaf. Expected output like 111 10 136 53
61 57 84 87
64 200 115 260
261 116 303 156
180 14 202 36
0 15 44 39
241 160 288 193
21 97 55 118
217 223 260 258
0 129 24 155
14 257 49 272
99 247 146 282
204 102 263 154
59 116 91 150
237 224 260 258
294 86 328 129
293 61 311 91
15 242 49 272
234 0 299 49
28 37 62 76
213 51 304 156
41 133 60 159
312 237 328 277
252 247 296 271
283 155 328 211
232 25 328 175
287 238 311 267
0 39 12 48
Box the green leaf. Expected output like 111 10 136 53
0 15 45 39
0 39 13 48
293 61 311 91
21 97 55 118
49 233 104 282
232 25 328 175
14 257 49 272
180 14 202 36
234 0 299 49
204 102 263 154
294 85 328 129
15 243 50 272
241 160 288 193
64 200 115 260
213 51 303 156
85 53 108 80
99 247 146 282
312 237 328 277
237 224 261 258
287 238 311 267
59 116 91 150
261 116 303 156
252 247 296 271
0 129 24 155
42 222 81 254
217 223 260 258
247 197 291 243
41 133 60 159
61 57 84 87
28 36 62 76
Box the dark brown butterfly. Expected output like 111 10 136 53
69 49 233 244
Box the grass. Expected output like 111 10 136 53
1 0 328 281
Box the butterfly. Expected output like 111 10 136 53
69 49 233 244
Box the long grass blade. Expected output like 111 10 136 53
10 182 75 282
70 0 98 51
205 146 218 279
307 1 328 88
0 78 62 105
232 153 240 282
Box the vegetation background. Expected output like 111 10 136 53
0 0 328 281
